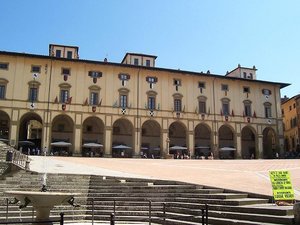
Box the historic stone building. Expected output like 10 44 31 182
0 44 289 159
281 95 300 156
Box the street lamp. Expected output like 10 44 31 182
166 137 170 155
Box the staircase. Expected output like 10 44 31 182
0 169 295 224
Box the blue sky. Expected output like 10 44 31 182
1 0 299 97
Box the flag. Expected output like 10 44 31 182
253 111 257 118
67 97 72 104
84 98 88 105
98 98 102 106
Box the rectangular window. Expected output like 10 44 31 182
198 82 205 89
31 65 41 73
60 90 69 103
0 63 9 70
120 95 127 108
29 87 38 102
221 84 228 91
174 99 182 112
244 104 252 117
90 92 99 105
222 102 230 115
119 74 130 80
174 79 181 86
199 101 206 114
146 59 151 67
148 96 156 110
134 58 139 65
88 71 102 78
0 85 5 99
56 50 61 58
243 87 250 93
67 51 73 59
62 68 70 75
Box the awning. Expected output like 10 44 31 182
112 144 132 149
18 140 35 146
169 146 187 150
83 143 103 148
51 141 72 147
195 146 210 149
219 147 236 151
0 138 9 143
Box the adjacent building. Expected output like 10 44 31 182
0 44 289 159
281 95 300 157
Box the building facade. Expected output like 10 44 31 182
0 44 289 159
282 95 300 157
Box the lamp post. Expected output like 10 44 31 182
166 137 170 157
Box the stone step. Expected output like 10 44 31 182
166 206 293 224
0 168 289 225
85 192 248 199
207 216 292 225
167 202 293 216
209 210 294 224
170 197 270 206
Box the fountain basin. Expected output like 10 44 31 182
5 190 80 225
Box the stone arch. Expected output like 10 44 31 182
112 118 134 158
18 112 43 153
82 116 104 157
51 114 74 156
141 120 161 158
263 127 277 159
0 110 10 143
168 121 187 156
241 126 257 159
194 123 212 158
218 124 236 159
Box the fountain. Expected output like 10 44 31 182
5 190 79 224
5 148 80 225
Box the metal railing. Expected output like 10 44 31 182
89 198 209 225
162 202 208 225
0 212 64 225
3 146 28 170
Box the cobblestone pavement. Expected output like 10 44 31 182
29 156 300 200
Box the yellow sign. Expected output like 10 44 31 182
269 170 294 201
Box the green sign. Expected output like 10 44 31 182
269 170 294 201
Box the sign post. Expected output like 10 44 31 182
269 170 294 205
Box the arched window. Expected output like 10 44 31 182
147 90 157 110
119 88 129 108
198 96 207 114
89 85 101 105
221 98 230 115
28 81 41 102
264 102 272 118
0 78 8 99
173 93 183 112
59 83 72 103
243 100 252 117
